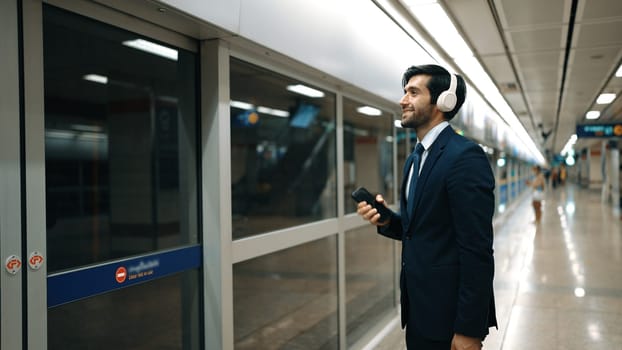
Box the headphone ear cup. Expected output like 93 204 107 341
436 91 457 112
437 73 458 112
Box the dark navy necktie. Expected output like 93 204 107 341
407 143 425 217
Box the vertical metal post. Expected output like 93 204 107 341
610 142 620 216
0 1 24 348
23 0 48 348
335 94 346 349
200 39 234 350
393 116 400 308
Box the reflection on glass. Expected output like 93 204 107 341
48 271 200 350
566 202 576 215
496 151 508 212
345 225 396 346
230 59 337 239
43 6 198 272
233 236 338 349
343 97 394 214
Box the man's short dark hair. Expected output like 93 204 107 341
402 64 466 120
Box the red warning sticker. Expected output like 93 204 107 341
115 266 127 283
29 251 44 270
5 255 22 275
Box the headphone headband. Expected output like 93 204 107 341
448 73 456 94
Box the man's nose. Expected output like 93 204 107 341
399 94 408 105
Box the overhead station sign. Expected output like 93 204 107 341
576 123 622 138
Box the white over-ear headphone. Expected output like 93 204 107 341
436 73 457 112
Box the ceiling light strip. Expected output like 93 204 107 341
400 1 544 163
122 39 178 61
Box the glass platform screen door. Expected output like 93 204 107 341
19 2 203 349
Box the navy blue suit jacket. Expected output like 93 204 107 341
379 125 497 341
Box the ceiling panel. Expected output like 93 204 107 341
518 64 563 76
514 51 562 69
580 0 622 19
531 104 558 116
439 0 622 156
497 0 565 27
600 97 622 121
444 0 505 55
480 55 518 83
569 47 620 69
503 92 528 112
519 116 533 125
564 70 606 97
608 75 622 90
525 92 558 104
520 70 560 91
508 27 564 52
574 21 622 48
555 122 577 149
562 109 591 125
560 95 594 110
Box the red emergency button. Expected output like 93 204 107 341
28 251 44 270
5 255 22 275
115 266 127 283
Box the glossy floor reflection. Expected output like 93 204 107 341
374 183 622 349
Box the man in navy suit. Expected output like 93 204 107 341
357 64 497 349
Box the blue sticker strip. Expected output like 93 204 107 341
47 245 201 308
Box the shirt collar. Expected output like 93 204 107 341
417 121 449 151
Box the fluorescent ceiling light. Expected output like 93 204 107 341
230 100 289 117
353 128 370 136
403 0 438 5
596 93 616 104
286 84 325 98
616 64 622 77
45 130 76 139
586 111 600 120
158 96 178 104
403 2 473 58
356 106 382 116
257 106 290 117
78 132 107 141
122 39 178 61
230 100 254 110
455 56 542 163
83 74 108 84
70 124 103 132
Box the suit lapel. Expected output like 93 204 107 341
406 126 454 231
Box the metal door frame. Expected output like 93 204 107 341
1 1 24 348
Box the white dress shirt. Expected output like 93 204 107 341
405 121 449 201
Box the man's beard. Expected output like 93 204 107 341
401 106 432 129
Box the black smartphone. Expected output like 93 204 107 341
351 187 391 222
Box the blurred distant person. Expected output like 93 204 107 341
560 164 567 185
357 64 496 349
543 167 551 186
527 165 546 222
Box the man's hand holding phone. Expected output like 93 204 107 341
351 187 391 226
